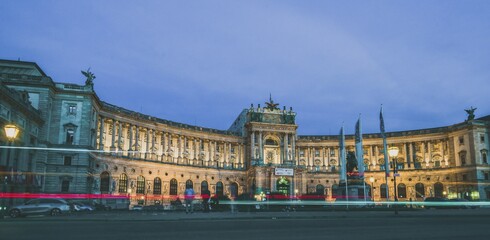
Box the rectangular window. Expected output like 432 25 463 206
485 173 489 181
61 180 70 192
66 130 74 144
481 134 486 143
462 174 468 181
299 150 305 157
315 150 320 157
459 137 464 145
330 149 335 157
64 156 72 166
68 105 77 115
231 147 235 153
200 142 204 151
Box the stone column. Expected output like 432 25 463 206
151 129 156 159
251 132 255 159
135 126 140 158
110 119 116 151
98 116 105 151
208 140 212 164
167 133 172 157
326 147 331 168
178 135 182 158
259 131 263 163
403 143 408 169
292 134 296 162
117 121 122 152
193 138 198 160
322 147 326 168
427 141 432 168
409 143 414 169
145 129 150 159
284 133 289 163
128 124 133 154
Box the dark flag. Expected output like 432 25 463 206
380 106 390 177
355 116 364 178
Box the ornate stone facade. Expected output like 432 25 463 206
1 59 489 206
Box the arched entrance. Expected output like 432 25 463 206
230 182 238 198
276 177 290 195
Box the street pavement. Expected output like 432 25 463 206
1 209 490 240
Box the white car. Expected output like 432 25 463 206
9 198 71 218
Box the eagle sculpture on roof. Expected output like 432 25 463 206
265 94 279 111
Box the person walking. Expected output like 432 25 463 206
201 188 211 213
184 186 195 214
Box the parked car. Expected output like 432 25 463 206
8 198 71 218
71 202 95 212
449 198 477 209
424 197 450 209
131 205 143 211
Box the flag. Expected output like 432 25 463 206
355 116 364 178
380 106 390 177
339 126 347 181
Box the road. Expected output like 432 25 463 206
1 209 489 240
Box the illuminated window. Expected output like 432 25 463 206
68 104 77 115
118 174 128 193
153 177 162 195
136 176 145 194
170 179 178 195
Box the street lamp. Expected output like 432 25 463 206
388 146 399 215
369 176 375 200
2 124 19 217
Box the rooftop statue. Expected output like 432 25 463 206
465 106 477 121
265 94 279 111
81 68 96 86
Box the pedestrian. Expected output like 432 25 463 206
202 188 211 213
184 186 195 214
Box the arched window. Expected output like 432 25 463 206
397 183 407 198
230 182 238 198
153 177 161 195
316 184 325 196
380 184 387 199
100 172 110 193
170 179 178 195
216 181 224 196
434 182 444 198
201 181 208 193
136 176 145 194
185 179 193 189
415 183 425 198
118 173 128 193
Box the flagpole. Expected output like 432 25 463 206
380 105 390 203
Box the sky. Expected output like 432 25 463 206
1 0 490 135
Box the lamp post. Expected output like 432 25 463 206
369 176 375 200
2 124 19 217
388 146 399 215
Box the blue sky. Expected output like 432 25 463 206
1 1 489 135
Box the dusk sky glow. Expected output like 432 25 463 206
2 1 490 135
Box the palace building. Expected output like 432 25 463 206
1 59 489 206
